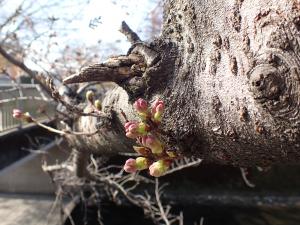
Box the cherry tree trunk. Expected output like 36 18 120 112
67 0 300 167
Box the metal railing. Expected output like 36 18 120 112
0 84 56 132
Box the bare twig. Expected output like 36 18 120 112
42 162 74 173
33 119 66 135
0 1 24 30
29 116 99 136
200 217 204 225
21 134 52 154
155 179 170 225
163 157 202 176
118 152 139 157
240 167 255 188
44 153 192 225
119 108 129 122
47 77 106 118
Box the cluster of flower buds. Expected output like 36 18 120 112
124 157 171 177
125 98 164 139
123 98 176 177
132 98 165 123
12 109 33 123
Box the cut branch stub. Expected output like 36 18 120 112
119 20 160 67
63 54 145 84
63 64 133 84
119 21 141 45
63 20 161 87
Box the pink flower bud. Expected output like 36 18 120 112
151 99 164 123
124 121 137 130
124 121 149 139
151 99 164 114
125 121 139 139
133 98 148 113
128 123 139 132
134 98 150 120
123 158 137 173
12 109 33 122
149 160 170 177
12 109 23 119
141 135 163 154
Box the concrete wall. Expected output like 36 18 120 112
0 138 68 194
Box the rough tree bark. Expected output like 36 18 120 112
63 0 300 168
3 0 300 168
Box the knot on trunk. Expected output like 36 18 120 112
250 64 285 102
249 15 300 124
248 52 300 123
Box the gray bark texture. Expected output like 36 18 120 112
66 0 300 167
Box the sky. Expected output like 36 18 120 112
79 0 159 48
54 0 161 53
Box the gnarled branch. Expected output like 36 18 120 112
63 54 145 84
